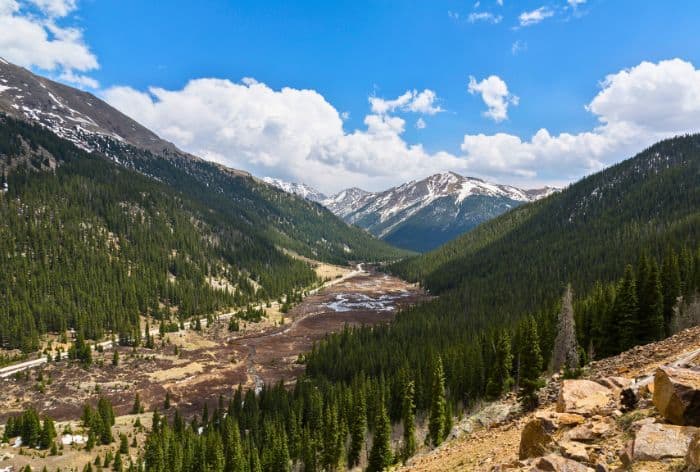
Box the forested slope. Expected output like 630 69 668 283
0 115 405 351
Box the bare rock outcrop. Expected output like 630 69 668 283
653 366 700 426
531 454 593 472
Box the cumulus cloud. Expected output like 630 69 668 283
518 6 554 26
0 0 98 86
104 79 462 192
369 89 443 115
460 59 700 183
415 118 426 129
104 59 700 192
468 75 519 122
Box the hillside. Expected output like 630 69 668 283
392 134 700 308
401 325 700 471
0 66 408 352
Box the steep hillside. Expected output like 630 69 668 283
0 60 406 266
393 135 700 308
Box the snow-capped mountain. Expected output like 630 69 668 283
322 187 373 217
261 177 327 202
263 171 557 252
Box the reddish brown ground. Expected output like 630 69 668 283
0 269 427 422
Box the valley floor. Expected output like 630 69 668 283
0 266 426 423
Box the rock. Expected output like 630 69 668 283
653 366 700 426
618 440 634 468
558 440 589 462
535 411 586 429
531 454 593 471
564 419 614 443
632 422 699 460
520 418 556 459
557 380 615 416
596 376 632 391
688 432 700 472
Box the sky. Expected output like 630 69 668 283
2 0 700 193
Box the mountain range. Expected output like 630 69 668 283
264 173 558 251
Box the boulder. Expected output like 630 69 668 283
557 440 589 462
531 454 593 472
519 418 556 459
688 432 700 472
632 422 699 461
563 418 614 443
556 380 615 416
534 411 586 429
653 366 700 426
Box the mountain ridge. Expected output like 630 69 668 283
264 172 558 251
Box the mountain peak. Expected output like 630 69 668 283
262 177 327 201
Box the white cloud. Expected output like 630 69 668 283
467 11 502 24
0 0 98 86
103 59 700 193
497 0 503 5
369 89 443 115
104 79 462 193
518 6 554 26
468 75 519 122
460 59 700 183
415 118 426 129
568 0 586 6
511 39 527 55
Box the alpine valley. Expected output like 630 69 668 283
1 7 700 472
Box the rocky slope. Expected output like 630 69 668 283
262 177 327 202
402 326 700 471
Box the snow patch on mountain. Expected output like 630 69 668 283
262 177 327 202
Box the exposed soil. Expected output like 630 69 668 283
0 268 427 423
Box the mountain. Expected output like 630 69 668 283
262 171 557 252
0 61 409 351
325 172 557 252
262 177 327 201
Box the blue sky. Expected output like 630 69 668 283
2 0 700 192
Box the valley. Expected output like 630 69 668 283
0 265 426 423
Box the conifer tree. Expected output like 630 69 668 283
518 316 544 410
614 265 639 352
366 403 392 472
486 330 513 399
551 285 578 373
637 257 664 343
400 380 416 462
661 249 681 336
348 390 366 468
428 356 447 447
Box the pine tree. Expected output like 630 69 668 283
551 284 579 373
637 257 664 343
428 356 447 447
348 390 366 468
366 403 392 472
613 265 639 352
486 330 513 399
661 249 681 336
400 380 416 462
518 316 544 410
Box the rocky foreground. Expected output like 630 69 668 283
404 326 700 471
